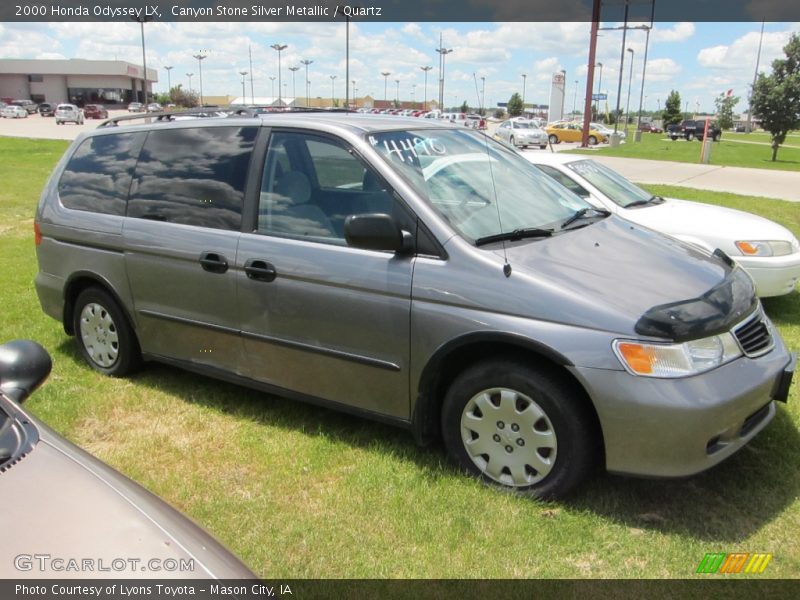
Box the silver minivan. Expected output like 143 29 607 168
34 113 795 498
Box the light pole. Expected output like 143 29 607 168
269 76 276 99
300 59 313 107
192 52 207 105
186 72 193 96
572 79 578 119
480 76 486 113
420 66 432 111
395 79 400 107
624 48 635 138
239 70 247 102
521 73 527 106
329 74 337 107
131 15 153 104
381 71 391 102
436 33 453 109
595 62 603 120
289 66 299 102
613 1 630 135
352 80 357 108
270 43 288 106
560 69 566 120
164 65 173 97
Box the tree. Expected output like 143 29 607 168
662 90 682 126
169 84 199 108
460 100 469 114
714 91 740 129
751 33 800 161
507 92 524 117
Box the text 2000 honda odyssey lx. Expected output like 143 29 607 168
34 113 796 497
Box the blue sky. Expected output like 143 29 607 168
0 21 797 113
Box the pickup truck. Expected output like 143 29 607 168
669 119 722 142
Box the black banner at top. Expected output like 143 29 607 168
3 0 800 22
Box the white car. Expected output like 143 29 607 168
495 119 548 149
2 105 28 118
526 153 800 297
590 122 626 141
55 103 84 125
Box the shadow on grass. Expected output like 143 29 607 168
54 290 800 546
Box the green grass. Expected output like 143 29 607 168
1 136 799 579
569 130 800 171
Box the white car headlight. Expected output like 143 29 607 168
613 333 742 378
734 240 794 257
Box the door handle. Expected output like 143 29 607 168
199 251 229 274
244 259 277 282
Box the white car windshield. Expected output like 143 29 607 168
369 128 590 242
567 159 655 208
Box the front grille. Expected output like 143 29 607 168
733 310 774 357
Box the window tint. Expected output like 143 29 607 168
258 132 396 243
535 164 590 198
58 132 147 216
127 126 257 231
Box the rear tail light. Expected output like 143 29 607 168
34 222 42 246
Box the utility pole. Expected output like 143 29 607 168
420 66 432 110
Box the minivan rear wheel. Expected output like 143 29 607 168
73 287 141 376
441 359 596 499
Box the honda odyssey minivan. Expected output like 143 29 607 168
33 112 795 498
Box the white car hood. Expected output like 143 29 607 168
617 197 798 254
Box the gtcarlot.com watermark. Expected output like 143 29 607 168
14 553 195 573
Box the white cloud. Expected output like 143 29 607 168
651 22 696 43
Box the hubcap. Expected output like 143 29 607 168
460 387 557 487
79 303 119 368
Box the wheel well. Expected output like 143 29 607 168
413 341 604 455
62 276 135 337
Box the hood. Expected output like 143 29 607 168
496 216 747 338
622 198 799 252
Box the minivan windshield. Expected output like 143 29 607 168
369 128 589 242
567 159 660 208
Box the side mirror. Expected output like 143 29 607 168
0 340 52 404
344 213 413 254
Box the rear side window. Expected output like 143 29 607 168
58 132 146 216
128 126 258 231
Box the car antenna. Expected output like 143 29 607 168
474 72 511 278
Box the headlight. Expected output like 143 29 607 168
734 240 794 257
613 333 742 378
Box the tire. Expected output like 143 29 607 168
509 136 516 147
588 135 598 146
686 132 695 141
713 133 721 142
670 135 677 141
548 134 559 145
73 287 141 377
441 359 597 499
540 145 547 150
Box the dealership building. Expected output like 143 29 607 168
0 59 157 106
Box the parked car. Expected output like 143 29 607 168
638 122 663 133
83 104 109 119
11 99 38 114
465 114 487 130
495 119 548 149
37 102 55 117
2 105 29 119
546 121 608 145
526 152 800 297
670 119 722 142
734 124 748 133
34 114 795 498
127 102 144 113
54 103 84 125
590 122 626 141
146 102 163 113
0 340 256 579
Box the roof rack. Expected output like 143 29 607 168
97 106 229 128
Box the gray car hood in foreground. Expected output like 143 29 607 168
478 216 747 338
0 398 255 579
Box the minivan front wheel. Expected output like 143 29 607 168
441 360 595 499
73 287 141 376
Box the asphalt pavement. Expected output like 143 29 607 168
2 113 799 202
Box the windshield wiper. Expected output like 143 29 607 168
560 207 611 229
625 195 665 209
475 227 553 247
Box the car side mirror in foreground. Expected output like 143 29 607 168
344 213 413 254
0 340 52 404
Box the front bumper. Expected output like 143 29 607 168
736 252 800 297
570 341 794 478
